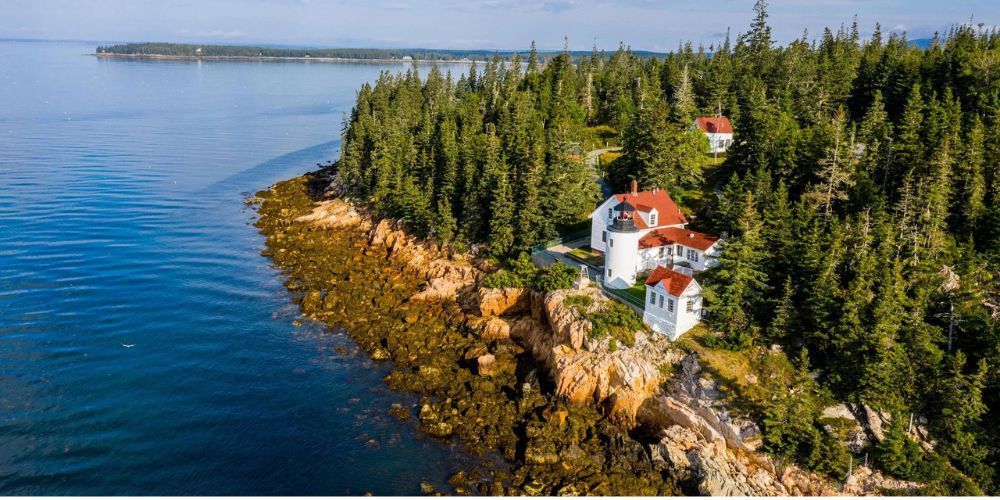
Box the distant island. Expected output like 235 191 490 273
95 42 669 64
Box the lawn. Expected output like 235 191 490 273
566 246 604 267
622 279 648 304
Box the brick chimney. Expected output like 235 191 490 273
630 179 638 195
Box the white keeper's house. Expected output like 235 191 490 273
694 116 734 154
588 181 721 340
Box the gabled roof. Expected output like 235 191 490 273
694 116 733 134
638 226 720 251
611 190 686 229
645 266 695 297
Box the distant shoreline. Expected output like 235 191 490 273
94 52 488 65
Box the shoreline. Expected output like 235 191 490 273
94 52 489 65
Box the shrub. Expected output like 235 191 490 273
482 255 577 294
587 301 641 348
564 294 594 315
482 270 526 289
534 262 577 293
482 253 536 289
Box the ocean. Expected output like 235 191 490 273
0 40 473 495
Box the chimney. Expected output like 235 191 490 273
630 179 638 195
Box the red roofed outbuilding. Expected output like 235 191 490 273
642 265 703 340
694 116 734 154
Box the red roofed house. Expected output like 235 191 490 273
694 116 734 154
587 181 720 339
642 265 703 339
589 180 721 288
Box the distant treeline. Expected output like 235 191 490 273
95 42 668 62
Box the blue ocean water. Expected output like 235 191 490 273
0 41 474 495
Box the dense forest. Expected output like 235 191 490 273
95 42 667 62
335 1 999 494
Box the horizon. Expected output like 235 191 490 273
2 0 996 53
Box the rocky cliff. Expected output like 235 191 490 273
270 177 917 496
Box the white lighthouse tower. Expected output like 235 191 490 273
604 196 643 289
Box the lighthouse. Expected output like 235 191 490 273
604 195 643 289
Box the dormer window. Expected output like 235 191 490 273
649 212 657 226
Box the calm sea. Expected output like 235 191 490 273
0 40 473 495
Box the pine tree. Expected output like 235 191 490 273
671 64 697 124
488 166 515 258
892 84 926 189
767 277 796 342
433 196 457 243
808 108 857 219
932 352 993 489
703 191 769 347
957 116 986 233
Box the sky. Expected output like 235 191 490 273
1 0 997 52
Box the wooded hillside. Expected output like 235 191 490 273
337 1 999 494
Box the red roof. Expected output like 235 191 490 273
638 226 720 251
613 190 687 229
645 266 695 297
695 116 733 134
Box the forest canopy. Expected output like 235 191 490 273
334 1 1000 494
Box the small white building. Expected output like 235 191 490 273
643 265 703 340
588 182 720 339
694 116 734 154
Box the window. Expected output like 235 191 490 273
686 300 694 313
602 231 607 243
667 298 674 312
649 213 657 226
676 245 683 258
608 208 613 219
658 295 664 308
649 291 656 304
609 239 614 248
658 247 665 258
607 268 612 277
687 249 699 262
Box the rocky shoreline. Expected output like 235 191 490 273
253 167 917 496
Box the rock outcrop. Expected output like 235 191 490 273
478 287 531 317
642 354 762 452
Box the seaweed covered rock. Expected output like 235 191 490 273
254 171 685 495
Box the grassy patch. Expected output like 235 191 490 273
564 294 594 315
598 151 623 167
675 325 759 413
580 125 619 151
622 280 648 304
567 246 604 267
587 301 641 348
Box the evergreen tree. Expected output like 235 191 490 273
703 191 769 347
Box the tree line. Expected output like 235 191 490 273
335 1 998 493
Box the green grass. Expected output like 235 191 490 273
622 280 648 304
567 246 604 267
580 125 620 151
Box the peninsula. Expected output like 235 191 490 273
255 1 999 495
95 42 668 64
